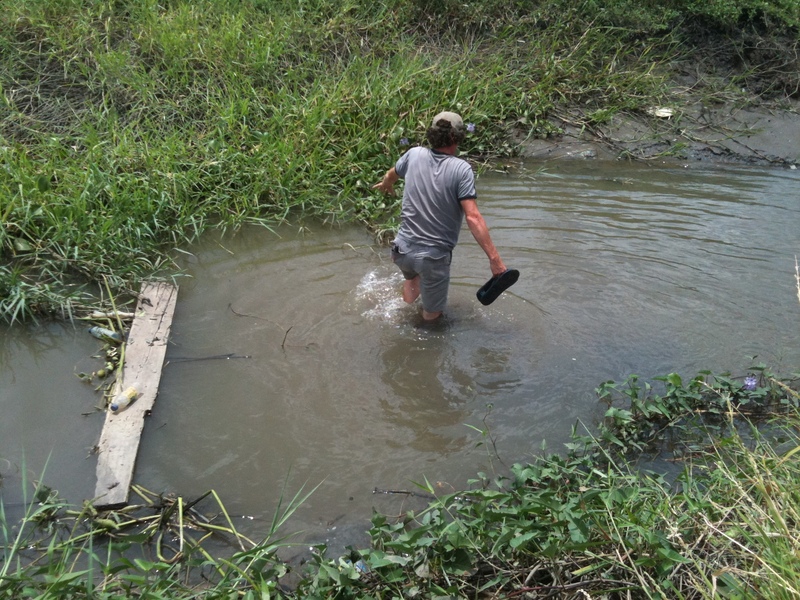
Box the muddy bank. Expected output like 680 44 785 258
517 32 800 170
517 94 800 168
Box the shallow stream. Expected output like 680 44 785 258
2 159 798 556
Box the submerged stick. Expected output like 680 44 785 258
168 353 251 363
373 488 436 501
281 326 293 349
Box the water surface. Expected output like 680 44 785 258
2 160 798 555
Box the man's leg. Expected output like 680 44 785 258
403 276 420 304
418 254 450 321
421 308 442 321
392 246 421 305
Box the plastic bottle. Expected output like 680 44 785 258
110 386 138 413
88 326 124 344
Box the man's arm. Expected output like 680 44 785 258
462 199 507 276
372 167 400 196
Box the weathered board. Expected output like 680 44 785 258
94 281 178 509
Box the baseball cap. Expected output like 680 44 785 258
431 111 464 130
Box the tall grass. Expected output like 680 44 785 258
2 0 798 321
0 0 690 321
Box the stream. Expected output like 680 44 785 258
2 159 798 557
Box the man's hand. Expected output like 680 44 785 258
372 167 399 196
488 256 507 277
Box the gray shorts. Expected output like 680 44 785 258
391 244 452 313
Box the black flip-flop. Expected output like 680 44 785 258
476 269 519 306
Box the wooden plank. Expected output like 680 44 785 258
94 281 178 509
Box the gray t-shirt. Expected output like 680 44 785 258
393 147 477 257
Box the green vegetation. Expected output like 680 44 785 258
2 0 798 321
2 0 799 595
2 367 800 598
1 6 798 600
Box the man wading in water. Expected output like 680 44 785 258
373 111 510 321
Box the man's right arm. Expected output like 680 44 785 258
462 199 507 276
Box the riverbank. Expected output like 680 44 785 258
520 94 800 167
516 32 800 168
2 0 799 321
3 367 799 598
518 22 800 167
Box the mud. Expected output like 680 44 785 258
517 85 800 169
517 48 800 169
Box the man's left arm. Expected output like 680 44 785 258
462 199 507 276
373 167 400 196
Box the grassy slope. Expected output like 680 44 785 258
0 0 697 321
2 1 798 323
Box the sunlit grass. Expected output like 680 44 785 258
0 0 690 321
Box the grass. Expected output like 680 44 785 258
0 0 724 322
2 0 800 595
0 474 318 598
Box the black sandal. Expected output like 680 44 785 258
476 269 520 306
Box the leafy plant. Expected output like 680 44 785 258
3 369 800 597
0 473 316 598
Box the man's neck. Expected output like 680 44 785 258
433 144 458 155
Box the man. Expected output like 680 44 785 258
372 111 508 321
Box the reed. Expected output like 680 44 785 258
0 475 316 598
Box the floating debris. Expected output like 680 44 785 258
110 386 138 413
646 106 675 118
88 326 124 344
90 310 136 320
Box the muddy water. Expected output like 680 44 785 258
2 160 799 556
